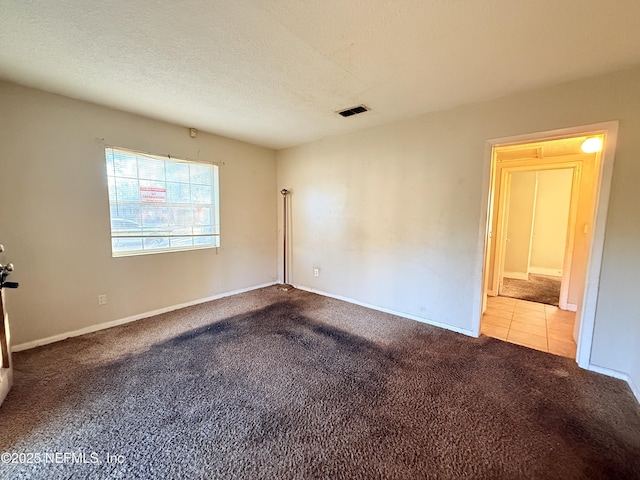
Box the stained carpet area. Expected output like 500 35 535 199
500 274 562 306
1 287 639 479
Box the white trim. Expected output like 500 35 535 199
565 303 578 312
494 168 511 298
295 285 476 338
12 282 277 352
630 376 640 404
558 165 582 311
503 271 529 280
526 172 539 278
576 121 618 368
474 140 496 337
528 267 562 277
587 364 640 404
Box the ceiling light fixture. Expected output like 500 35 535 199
581 137 603 153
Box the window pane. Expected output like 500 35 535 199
116 205 141 225
137 156 165 181
108 177 116 202
141 206 170 228
194 207 212 226
139 180 165 190
111 218 142 234
170 237 193 247
144 237 169 250
191 185 212 204
113 151 137 178
194 236 215 246
167 182 190 203
106 150 115 177
115 178 140 202
112 237 143 253
166 161 190 183
190 164 212 185
194 225 213 235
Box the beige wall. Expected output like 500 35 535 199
530 169 573 273
277 66 640 388
504 171 536 277
0 81 277 345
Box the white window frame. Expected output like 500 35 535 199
105 147 220 257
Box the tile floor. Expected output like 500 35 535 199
481 296 577 358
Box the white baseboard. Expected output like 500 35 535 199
12 282 277 352
503 271 528 280
631 376 640 404
528 266 562 277
294 285 475 337
566 303 578 312
587 364 640 404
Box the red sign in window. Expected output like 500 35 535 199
140 187 167 203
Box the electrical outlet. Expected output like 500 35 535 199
313 268 320 277
98 294 107 305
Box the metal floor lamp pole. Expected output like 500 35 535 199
279 189 292 291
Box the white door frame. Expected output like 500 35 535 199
472 121 618 370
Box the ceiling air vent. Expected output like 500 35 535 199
337 105 369 117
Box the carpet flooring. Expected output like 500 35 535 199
1 286 639 479
500 274 562 306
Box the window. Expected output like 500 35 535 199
105 147 220 257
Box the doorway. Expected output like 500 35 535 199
498 165 577 309
475 123 618 366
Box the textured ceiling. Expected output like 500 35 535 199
1 1 639 149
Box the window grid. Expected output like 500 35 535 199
106 147 220 257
